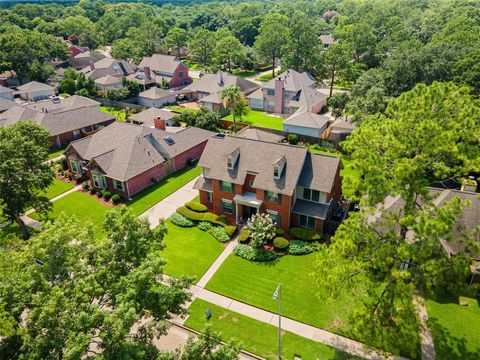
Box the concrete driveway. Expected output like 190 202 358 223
140 177 199 228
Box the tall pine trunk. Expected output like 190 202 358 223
329 60 336 97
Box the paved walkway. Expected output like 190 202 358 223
47 154 65 164
140 178 199 229
415 295 435 360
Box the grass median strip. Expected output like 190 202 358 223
185 299 359 360
43 178 73 200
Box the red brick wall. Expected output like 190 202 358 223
289 213 325 233
257 190 292 232
126 162 166 196
52 119 115 148
199 190 214 212
172 140 208 170
326 167 342 204
169 63 192 88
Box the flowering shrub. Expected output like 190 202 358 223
247 213 276 249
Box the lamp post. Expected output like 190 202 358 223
273 283 282 359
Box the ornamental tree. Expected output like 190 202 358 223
0 208 191 358
314 82 480 356
0 122 53 239
247 213 276 249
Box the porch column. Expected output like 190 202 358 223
235 202 239 224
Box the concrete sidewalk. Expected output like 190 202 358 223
140 177 199 228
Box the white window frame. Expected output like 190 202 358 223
93 174 106 189
113 179 124 191
221 199 233 215
299 214 315 229
207 192 213 202
70 160 80 174
266 210 280 225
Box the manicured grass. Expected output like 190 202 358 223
30 191 110 237
426 293 480 359
127 166 202 216
100 106 127 121
164 105 193 114
42 178 73 200
48 145 67 159
205 254 364 335
256 71 279 82
161 221 224 283
185 299 359 360
223 109 284 131
232 69 260 78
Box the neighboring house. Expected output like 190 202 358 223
132 54 192 89
68 44 89 58
0 98 15 114
319 34 338 49
95 75 124 90
0 85 14 100
15 81 56 101
69 51 106 70
194 135 342 232
0 70 20 87
137 87 178 107
0 95 115 147
234 127 285 143
247 70 329 138
182 71 259 111
128 107 178 127
328 118 357 142
65 121 214 197
79 58 136 81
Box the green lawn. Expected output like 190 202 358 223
161 221 224 283
30 191 110 238
426 294 480 359
48 145 67 159
205 254 364 336
127 166 202 216
256 71 279 82
164 105 193 114
232 69 260 78
42 178 73 200
223 109 284 131
100 106 127 121
185 299 358 360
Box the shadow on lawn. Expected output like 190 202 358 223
428 317 480 360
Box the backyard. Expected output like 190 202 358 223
100 106 127 121
126 166 202 216
48 145 67 159
223 109 284 131
427 293 480 359
185 299 358 360
161 221 225 283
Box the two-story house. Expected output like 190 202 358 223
132 54 192 89
194 135 342 233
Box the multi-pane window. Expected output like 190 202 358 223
179 71 184 77
70 160 80 174
302 188 325 203
221 199 234 214
265 191 282 204
207 192 213 202
113 179 124 191
267 89 275 96
220 181 233 193
267 210 281 226
273 166 280 178
299 214 315 229
93 174 106 188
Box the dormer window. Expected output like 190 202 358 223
227 156 233 169
226 148 240 170
273 166 280 178
272 155 286 180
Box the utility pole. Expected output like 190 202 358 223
273 283 282 359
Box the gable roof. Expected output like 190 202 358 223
95 75 123 86
234 127 285 143
183 72 259 96
79 58 136 80
16 81 54 92
0 98 15 112
24 95 99 114
319 34 338 46
0 85 14 94
69 51 106 69
138 54 184 75
289 86 327 110
297 152 341 193
138 87 178 100
129 107 177 126
67 122 214 181
282 110 330 130
263 70 316 91
198 136 309 196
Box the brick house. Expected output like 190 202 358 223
194 135 342 232
0 95 115 147
131 54 192 90
65 120 214 198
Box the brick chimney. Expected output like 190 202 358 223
217 70 223 85
89 60 95 71
143 65 151 78
274 76 284 114
154 116 166 130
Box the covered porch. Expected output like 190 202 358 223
233 192 263 224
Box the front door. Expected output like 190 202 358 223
244 206 257 219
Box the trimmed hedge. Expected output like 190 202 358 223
225 225 238 237
290 227 322 241
233 244 277 262
238 229 250 243
177 206 230 228
209 226 230 242
287 240 317 255
186 201 208 213
111 194 121 204
275 228 285 236
170 212 195 227
197 221 211 231
273 237 289 249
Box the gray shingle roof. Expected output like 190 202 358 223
0 98 15 112
0 85 14 94
68 122 215 181
80 58 136 80
138 54 184 75
183 72 259 96
292 199 330 220
198 136 309 196
297 152 341 193
24 95 99 114
288 86 327 110
319 34 338 45
95 75 123 86
16 81 54 92
263 70 316 92
234 128 284 143
282 110 330 131
129 107 177 127
138 87 177 100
